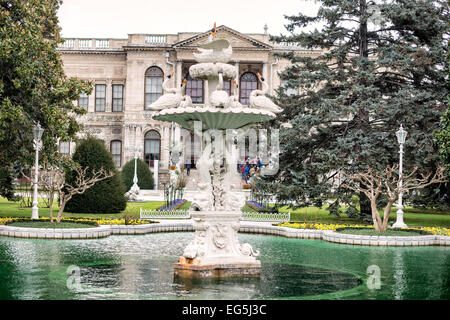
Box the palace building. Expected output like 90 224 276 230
58 25 321 187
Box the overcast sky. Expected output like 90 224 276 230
57 0 319 38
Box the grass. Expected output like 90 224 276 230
0 196 448 229
336 228 427 237
278 204 450 228
0 197 191 220
7 221 96 229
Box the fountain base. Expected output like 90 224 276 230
173 211 261 278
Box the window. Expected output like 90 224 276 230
144 130 160 167
186 74 203 104
95 84 106 112
281 80 297 96
59 141 70 156
112 85 123 112
78 92 88 110
223 80 231 96
145 67 163 110
240 72 258 105
110 140 122 168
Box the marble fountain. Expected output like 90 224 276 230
149 24 282 278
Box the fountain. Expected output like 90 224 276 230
151 24 282 278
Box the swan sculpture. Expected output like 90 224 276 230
148 76 186 111
179 79 193 108
193 23 232 63
249 73 283 113
210 67 229 108
226 80 243 108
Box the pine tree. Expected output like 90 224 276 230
262 0 449 216
64 136 127 213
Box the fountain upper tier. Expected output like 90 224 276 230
152 36 280 131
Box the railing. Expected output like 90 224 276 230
241 212 290 223
95 39 110 48
145 35 167 45
78 39 92 48
140 208 190 219
59 39 75 48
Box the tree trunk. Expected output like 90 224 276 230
359 191 372 221
57 192 68 223
57 203 65 223
381 199 395 231
370 198 383 232
48 192 54 223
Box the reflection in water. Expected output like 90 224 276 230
173 263 361 299
0 233 449 300
392 250 406 300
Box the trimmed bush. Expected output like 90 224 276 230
121 158 154 191
64 136 127 213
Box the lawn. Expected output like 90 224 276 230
7 221 97 229
0 197 189 220
0 196 448 228
278 204 450 228
336 228 426 237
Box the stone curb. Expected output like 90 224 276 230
0 222 448 246
237 224 450 247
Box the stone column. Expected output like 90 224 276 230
176 60 183 88
204 80 209 105
262 62 268 83
234 61 240 83
105 78 112 112
88 78 95 113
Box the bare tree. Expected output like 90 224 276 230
340 165 447 232
23 163 114 223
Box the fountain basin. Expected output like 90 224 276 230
189 63 237 80
153 106 276 131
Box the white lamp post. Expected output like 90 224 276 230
31 122 44 220
130 146 142 194
393 124 408 228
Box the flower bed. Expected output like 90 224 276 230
0 216 152 226
277 222 450 236
245 200 277 213
157 199 187 211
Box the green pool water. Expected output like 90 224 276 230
0 232 449 300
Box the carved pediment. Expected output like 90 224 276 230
173 25 272 50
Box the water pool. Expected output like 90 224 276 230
0 232 448 299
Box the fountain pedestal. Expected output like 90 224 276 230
173 211 261 278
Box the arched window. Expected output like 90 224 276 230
110 140 122 168
240 72 258 105
144 130 160 167
145 67 163 110
223 80 231 96
186 74 203 104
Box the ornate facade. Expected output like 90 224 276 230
58 25 321 187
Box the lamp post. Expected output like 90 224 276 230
130 145 142 194
31 122 44 220
393 124 408 228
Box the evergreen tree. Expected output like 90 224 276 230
0 0 91 197
121 158 154 191
262 0 449 216
64 136 127 213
